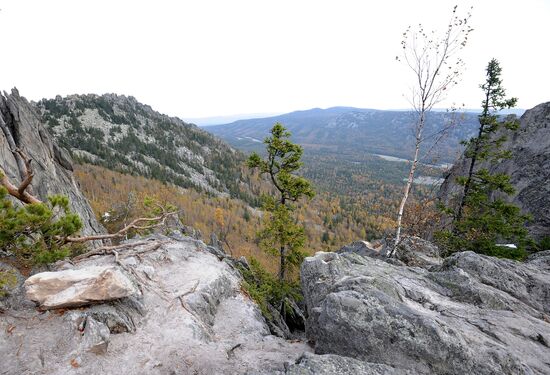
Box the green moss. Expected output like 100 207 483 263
0 269 17 298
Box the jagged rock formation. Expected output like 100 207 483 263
300 247 550 374
35 94 255 201
1 234 312 375
439 102 550 240
0 88 104 236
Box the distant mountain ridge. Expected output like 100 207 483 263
205 106 484 163
35 94 254 202
184 112 283 126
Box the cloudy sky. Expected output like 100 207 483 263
0 0 548 119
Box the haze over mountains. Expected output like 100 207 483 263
206 106 485 163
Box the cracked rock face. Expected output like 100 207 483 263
301 249 550 375
1 235 312 375
0 88 104 236
285 353 412 375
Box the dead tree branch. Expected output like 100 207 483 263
72 240 157 261
63 211 178 243
0 147 41 204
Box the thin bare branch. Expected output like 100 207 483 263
72 240 167 262
64 211 178 243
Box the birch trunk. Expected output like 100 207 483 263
390 111 425 256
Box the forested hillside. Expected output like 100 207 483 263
36 94 256 204
73 164 402 272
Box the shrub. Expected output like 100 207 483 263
0 268 17 297
238 257 302 320
0 187 83 265
537 237 550 252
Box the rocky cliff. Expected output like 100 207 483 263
438 102 550 240
0 88 104 236
300 246 550 374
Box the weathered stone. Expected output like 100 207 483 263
80 316 110 354
301 247 550 375
394 236 441 267
266 302 292 339
181 224 203 240
24 266 139 309
339 241 387 258
285 353 412 375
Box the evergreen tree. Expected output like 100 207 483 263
247 123 315 281
436 59 530 259
0 186 83 265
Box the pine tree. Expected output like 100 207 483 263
436 59 530 259
247 123 315 281
0 186 83 265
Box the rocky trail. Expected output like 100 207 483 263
1 234 312 375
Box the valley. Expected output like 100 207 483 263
2 1 548 373
35 94 455 273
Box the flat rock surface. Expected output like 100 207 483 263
1 235 312 374
301 249 550 375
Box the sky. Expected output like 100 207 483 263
0 0 549 119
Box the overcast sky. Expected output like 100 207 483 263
1 0 549 118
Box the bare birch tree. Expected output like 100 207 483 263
389 6 473 256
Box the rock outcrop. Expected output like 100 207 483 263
301 247 550 374
439 102 550 240
25 266 139 309
0 88 104 236
1 234 312 375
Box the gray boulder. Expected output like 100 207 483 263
301 248 550 374
393 236 441 267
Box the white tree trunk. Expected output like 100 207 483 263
390 112 425 256
392 145 420 251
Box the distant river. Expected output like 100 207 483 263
373 154 452 170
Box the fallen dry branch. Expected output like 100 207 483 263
0 146 41 205
14 149 34 196
73 240 168 262
65 211 178 243
72 240 151 261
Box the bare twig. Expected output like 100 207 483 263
227 343 242 358
72 240 165 262
64 211 178 243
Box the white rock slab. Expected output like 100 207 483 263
24 266 139 309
